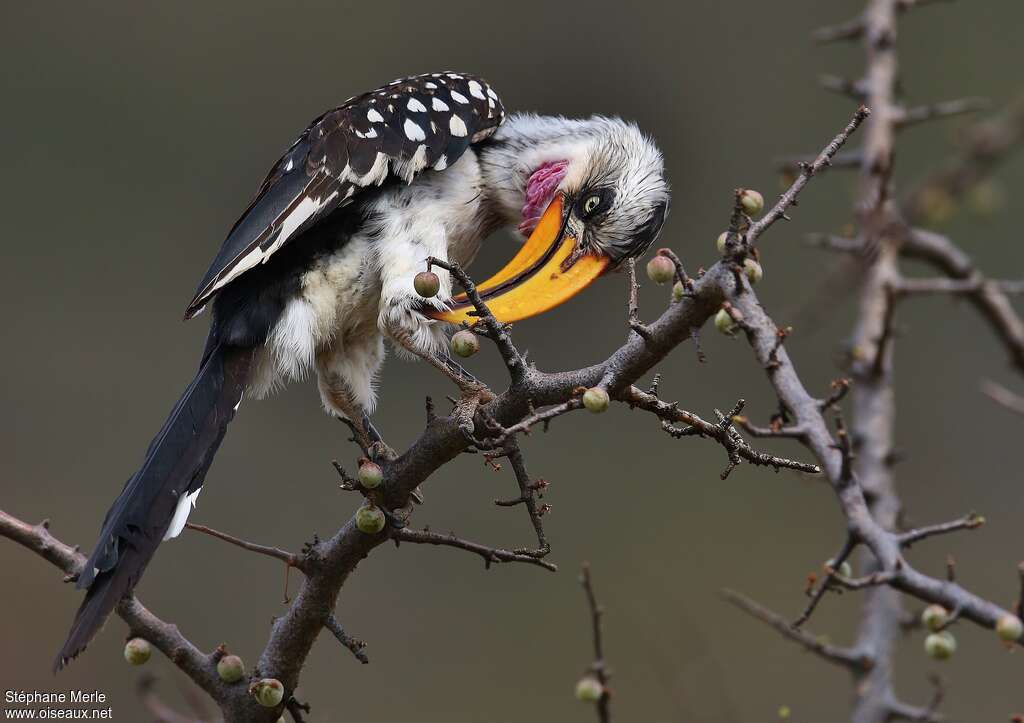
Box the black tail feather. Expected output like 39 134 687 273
55 341 252 671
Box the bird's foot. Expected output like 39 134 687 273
359 413 400 463
451 384 495 441
339 415 383 457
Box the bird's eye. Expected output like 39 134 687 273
582 194 603 217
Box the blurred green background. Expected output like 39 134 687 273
2 1 1022 720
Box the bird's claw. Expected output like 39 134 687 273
368 440 398 463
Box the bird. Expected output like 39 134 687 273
56 71 671 669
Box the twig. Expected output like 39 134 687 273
778 149 863 174
819 377 853 411
746 106 871 249
323 614 369 664
285 696 310 723
393 527 557 572
981 379 1024 416
625 258 652 340
620 386 821 477
819 75 869 101
894 97 990 128
898 513 986 547
185 523 305 572
793 536 857 628
732 417 808 439
657 247 695 292
893 277 1024 296
722 589 871 671
805 232 867 255
482 398 584 447
504 439 551 557
812 0 948 44
833 570 899 591
1016 563 1024 619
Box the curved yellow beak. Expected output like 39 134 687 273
427 197 610 324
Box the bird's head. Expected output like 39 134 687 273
555 118 671 262
431 115 670 324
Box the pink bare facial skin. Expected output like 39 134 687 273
518 160 569 236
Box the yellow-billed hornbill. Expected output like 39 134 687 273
57 72 670 668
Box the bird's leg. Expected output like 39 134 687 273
338 414 389 455
316 355 392 458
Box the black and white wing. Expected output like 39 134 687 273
185 72 505 319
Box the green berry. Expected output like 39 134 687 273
582 387 610 413
574 676 603 702
924 631 956 660
358 461 383 489
739 189 764 216
921 605 949 633
413 271 440 298
825 559 852 578
451 330 480 358
743 258 763 284
123 637 152 666
918 187 956 225
672 281 685 302
714 308 737 336
251 678 285 708
217 654 245 683
996 614 1023 642
646 255 675 285
967 180 1005 217
717 232 729 254
356 504 386 534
